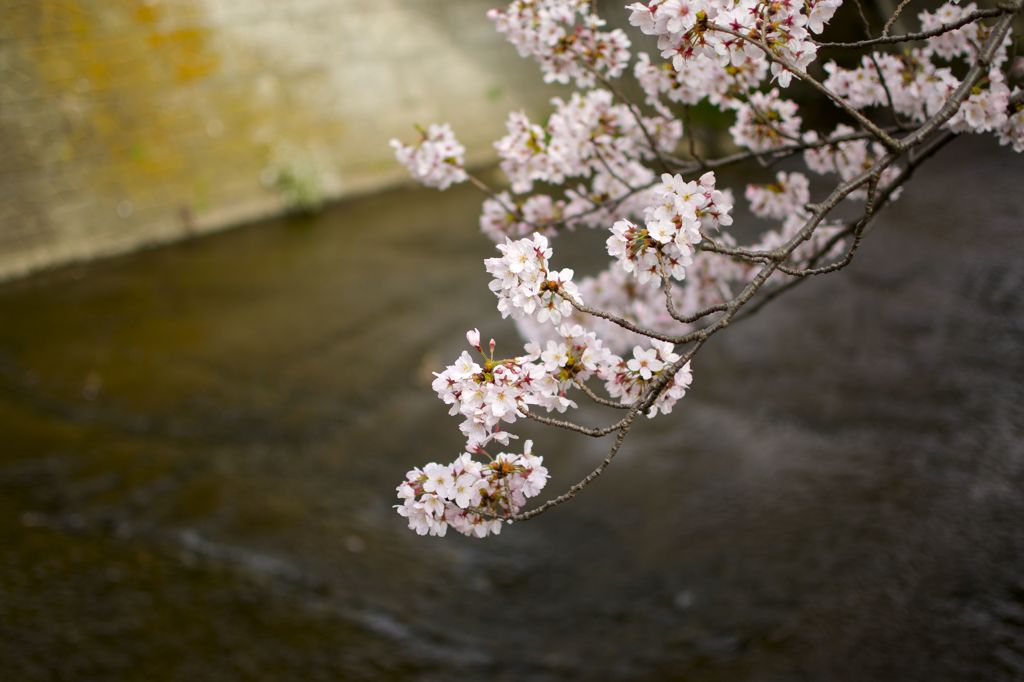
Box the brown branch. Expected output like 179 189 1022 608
512 424 633 521
710 23 901 150
882 0 915 38
566 295 681 344
521 408 626 437
818 6 1009 48
735 129 958 321
573 377 630 409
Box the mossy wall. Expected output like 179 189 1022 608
0 0 545 280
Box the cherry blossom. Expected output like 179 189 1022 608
524 323 616 389
396 442 550 538
728 90 803 152
390 0 1024 538
485 233 581 325
745 172 811 220
626 0 838 87
488 0 631 87
997 97 1024 152
605 341 693 417
494 90 680 195
389 123 467 190
512 261 695 353
607 171 732 284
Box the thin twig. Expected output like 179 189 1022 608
817 6 1008 48
521 409 626 437
573 378 630 409
512 425 633 521
882 0 915 37
592 70 673 173
852 0 875 35
710 23 901 150
566 296 681 344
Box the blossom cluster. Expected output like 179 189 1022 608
920 1 997 61
396 442 549 538
633 51 767 115
477 88 686 241
743 170 846 272
626 0 840 87
745 171 810 220
431 331 558 449
506 261 694 353
728 90 802 152
488 0 631 88
389 123 467 190
485 233 581 325
607 171 732 284
1000 103 1024 153
820 2 1021 143
389 0 1024 538
480 192 564 242
822 53 958 124
524 323 616 390
605 342 693 417
495 90 679 194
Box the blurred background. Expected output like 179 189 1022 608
0 0 548 280
1 1 1024 680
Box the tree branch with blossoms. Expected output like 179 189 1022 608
389 0 1024 538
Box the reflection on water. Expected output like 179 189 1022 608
1 139 1023 681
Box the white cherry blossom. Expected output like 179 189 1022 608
391 0 1024 539
389 123 467 190
395 441 549 538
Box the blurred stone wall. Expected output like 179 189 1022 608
0 0 546 281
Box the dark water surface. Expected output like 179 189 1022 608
1 139 1023 681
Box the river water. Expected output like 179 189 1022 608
0 138 1022 681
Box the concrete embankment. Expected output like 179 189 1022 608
0 0 545 281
